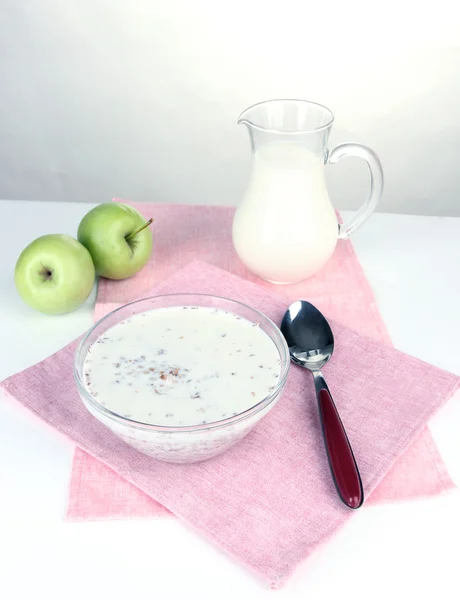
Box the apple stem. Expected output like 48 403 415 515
125 218 154 241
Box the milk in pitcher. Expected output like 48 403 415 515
233 142 338 283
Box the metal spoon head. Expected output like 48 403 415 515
280 301 334 370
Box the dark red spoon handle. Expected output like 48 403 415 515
314 373 364 509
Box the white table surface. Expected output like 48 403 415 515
0 200 459 600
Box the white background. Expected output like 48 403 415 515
1 2 459 215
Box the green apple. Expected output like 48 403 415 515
77 203 153 280
15 234 95 315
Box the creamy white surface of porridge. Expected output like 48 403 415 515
83 307 281 427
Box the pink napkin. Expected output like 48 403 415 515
69 201 454 521
2 261 458 588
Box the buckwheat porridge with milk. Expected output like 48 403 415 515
83 306 281 427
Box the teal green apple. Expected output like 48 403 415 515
77 204 153 279
15 234 95 315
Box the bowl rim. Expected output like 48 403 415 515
73 293 290 433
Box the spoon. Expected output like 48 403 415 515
281 300 364 509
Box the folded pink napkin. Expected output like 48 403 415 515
69 201 454 521
2 261 458 588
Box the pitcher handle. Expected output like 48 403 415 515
328 143 384 240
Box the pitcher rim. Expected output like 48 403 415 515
238 99 335 134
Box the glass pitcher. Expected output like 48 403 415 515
232 99 383 283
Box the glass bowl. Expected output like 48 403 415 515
74 293 290 463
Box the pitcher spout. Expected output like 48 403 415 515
237 109 255 129
237 103 267 131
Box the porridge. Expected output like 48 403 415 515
83 306 281 427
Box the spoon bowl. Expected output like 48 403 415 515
281 300 334 369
